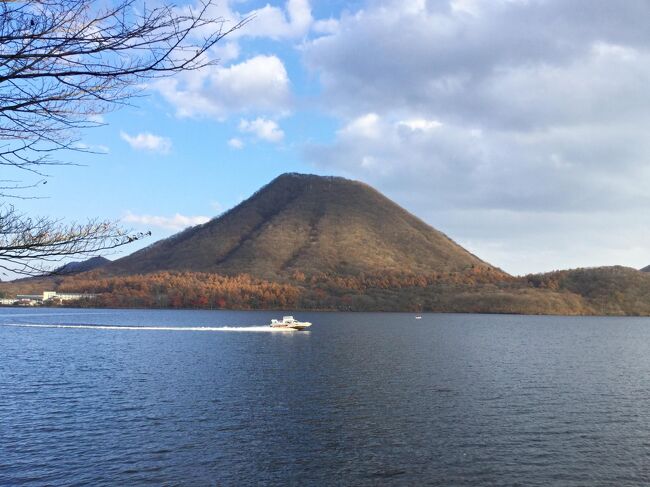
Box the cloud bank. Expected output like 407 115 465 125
156 55 291 119
300 0 650 273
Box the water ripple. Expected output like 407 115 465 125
2 309 650 485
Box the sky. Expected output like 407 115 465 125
11 0 650 276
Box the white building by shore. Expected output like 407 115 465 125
10 291 97 306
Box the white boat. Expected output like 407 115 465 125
415 315 422 320
270 316 312 331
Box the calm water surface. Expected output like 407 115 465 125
2 308 650 486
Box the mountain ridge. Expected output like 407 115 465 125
3 174 650 316
109 173 494 278
54 256 110 275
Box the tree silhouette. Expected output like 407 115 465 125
0 0 246 275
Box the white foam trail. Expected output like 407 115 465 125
2 323 305 332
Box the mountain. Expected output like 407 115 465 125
110 173 493 278
526 266 650 315
54 256 110 275
6 174 650 316
641 265 650 272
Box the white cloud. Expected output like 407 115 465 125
239 117 285 142
120 131 171 154
151 0 318 123
340 113 381 139
72 142 110 154
301 0 650 273
185 0 313 41
304 1 650 129
246 0 313 39
123 211 210 230
398 118 443 131
421 208 650 276
155 55 290 119
228 137 244 149
212 41 241 63
308 113 650 212
313 18 339 35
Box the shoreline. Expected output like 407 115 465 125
0 303 647 318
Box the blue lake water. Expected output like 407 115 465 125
2 308 650 485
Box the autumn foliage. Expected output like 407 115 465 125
42 265 533 312
7 265 650 315
58 271 301 309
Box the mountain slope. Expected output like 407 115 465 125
110 173 492 278
54 256 110 275
526 266 650 315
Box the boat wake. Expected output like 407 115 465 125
2 323 304 332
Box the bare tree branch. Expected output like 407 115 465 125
0 0 245 275
0 205 151 276
0 0 248 174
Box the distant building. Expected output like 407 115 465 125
47 292 96 302
14 291 96 305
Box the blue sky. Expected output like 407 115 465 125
12 0 650 275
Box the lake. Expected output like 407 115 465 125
2 308 650 486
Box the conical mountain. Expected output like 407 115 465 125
110 173 492 278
